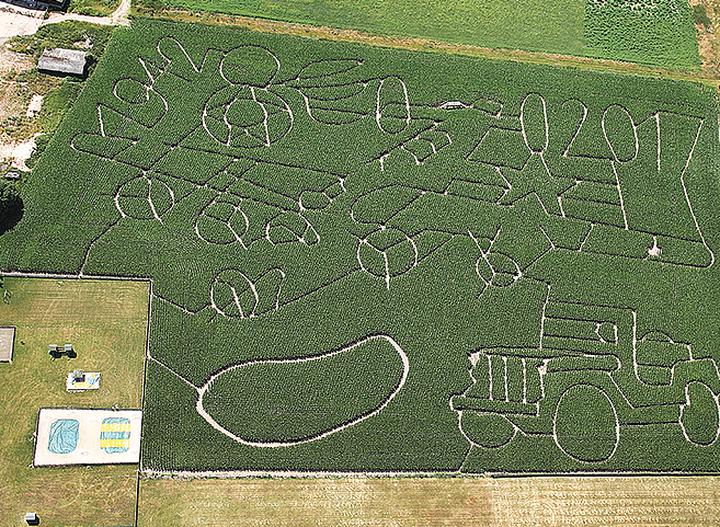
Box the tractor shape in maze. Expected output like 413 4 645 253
450 289 720 463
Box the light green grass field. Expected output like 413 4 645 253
134 0 700 69
67 0 119 16
0 278 148 527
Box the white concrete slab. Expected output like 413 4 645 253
26 94 43 118
34 408 142 466
0 326 15 362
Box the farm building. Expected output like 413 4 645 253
3 0 66 9
40 0 67 7
38 48 87 77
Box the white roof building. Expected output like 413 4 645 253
38 48 87 77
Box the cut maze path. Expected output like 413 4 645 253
1 18 718 475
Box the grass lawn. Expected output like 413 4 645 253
133 0 700 69
150 0 587 56
68 0 119 16
137 476 720 526
0 277 149 527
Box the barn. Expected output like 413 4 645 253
38 48 88 77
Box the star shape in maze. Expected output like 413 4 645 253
498 155 573 215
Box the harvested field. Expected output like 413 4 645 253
137 476 720 527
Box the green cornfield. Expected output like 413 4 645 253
1 19 719 473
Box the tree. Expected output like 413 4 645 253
0 180 23 235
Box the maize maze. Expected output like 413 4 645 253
1 19 719 473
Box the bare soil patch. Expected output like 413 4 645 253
0 44 39 170
0 8 44 42
0 45 32 122
691 0 720 76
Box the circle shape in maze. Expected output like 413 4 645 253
356 227 418 286
553 384 619 463
680 382 720 446
459 411 516 448
210 269 258 318
115 176 174 220
203 85 293 148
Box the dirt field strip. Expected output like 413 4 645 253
137 476 720 527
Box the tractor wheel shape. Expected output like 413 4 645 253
459 411 516 448
553 384 619 463
680 382 720 446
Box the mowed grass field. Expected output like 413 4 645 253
134 0 700 69
138 476 720 526
143 0 586 55
0 278 148 527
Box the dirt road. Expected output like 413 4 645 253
0 0 130 44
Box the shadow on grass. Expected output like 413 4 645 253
0 195 24 236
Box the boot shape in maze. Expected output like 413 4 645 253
582 108 714 268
